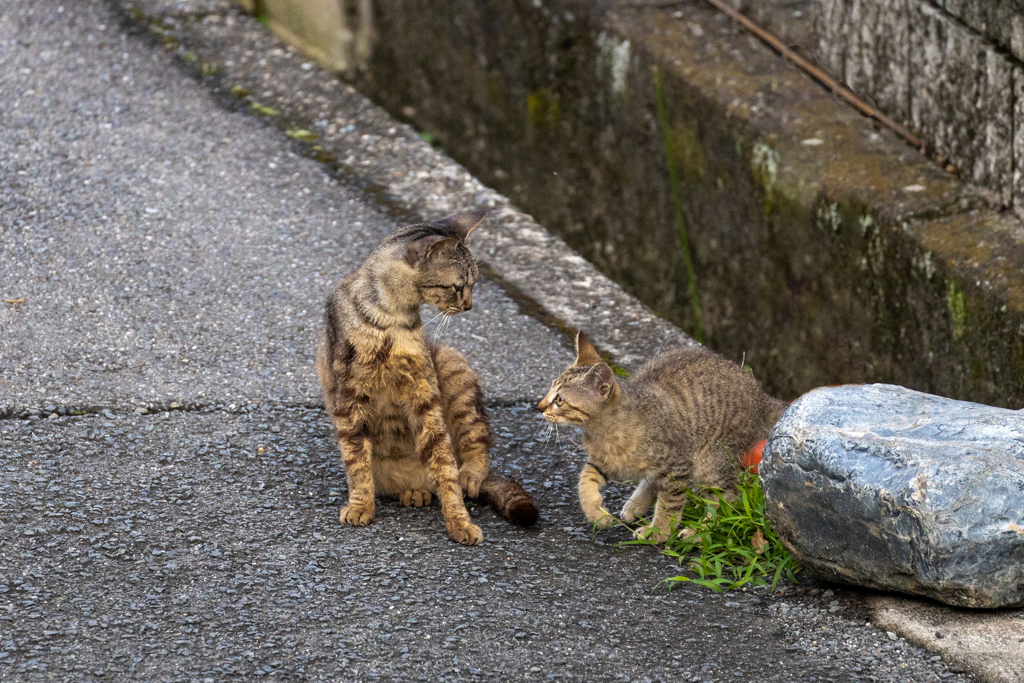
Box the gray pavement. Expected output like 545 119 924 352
0 0 981 681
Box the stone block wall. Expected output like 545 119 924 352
812 0 1023 217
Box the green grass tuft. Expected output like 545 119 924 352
625 471 799 592
250 102 280 117
286 128 318 141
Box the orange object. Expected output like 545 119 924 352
742 440 766 474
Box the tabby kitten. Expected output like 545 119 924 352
539 332 786 541
316 211 538 545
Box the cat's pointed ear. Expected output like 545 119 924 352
574 330 603 366
435 210 486 243
585 362 617 399
404 234 456 267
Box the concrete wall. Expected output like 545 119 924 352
812 0 1023 218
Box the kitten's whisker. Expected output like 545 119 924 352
532 422 550 443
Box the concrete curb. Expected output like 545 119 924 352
869 595 1024 683
117 0 691 375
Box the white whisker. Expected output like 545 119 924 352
531 420 550 443
432 313 451 341
420 310 445 330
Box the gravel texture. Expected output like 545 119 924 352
0 0 979 681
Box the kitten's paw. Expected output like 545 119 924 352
634 523 669 543
587 507 615 530
620 503 642 523
448 521 483 545
399 490 433 507
339 505 375 526
458 466 486 499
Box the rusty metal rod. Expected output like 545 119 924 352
697 0 925 151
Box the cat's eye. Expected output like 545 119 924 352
554 396 564 407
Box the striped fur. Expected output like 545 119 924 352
315 212 537 545
540 332 787 542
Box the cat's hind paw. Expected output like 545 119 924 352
399 490 432 507
339 505 375 526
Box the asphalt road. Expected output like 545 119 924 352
0 1 974 681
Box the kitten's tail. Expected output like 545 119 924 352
479 475 539 527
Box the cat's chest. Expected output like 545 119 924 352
350 332 431 386
583 432 645 477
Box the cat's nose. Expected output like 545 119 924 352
537 399 548 411
463 293 473 311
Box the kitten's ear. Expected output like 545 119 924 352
435 210 486 243
404 234 456 267
585 363 617 399
574 330 603 366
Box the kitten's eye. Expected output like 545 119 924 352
554 396 564 407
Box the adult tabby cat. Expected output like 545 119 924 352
316 211 538 545
539 332 786 542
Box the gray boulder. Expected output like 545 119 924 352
761 384 1024 608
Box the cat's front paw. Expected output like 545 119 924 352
339 504 375 526
620 502 643 523
458 465 486 499
587 507 615 530
634 523 670 543
399 490 432 507
447 520 483 545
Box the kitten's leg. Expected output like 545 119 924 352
412 401 482 545
639 487 687 543
620 478 657 523
578 463 614 529
335 416 375 526
434 345 490 498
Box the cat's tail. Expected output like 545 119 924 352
479 475 539 527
